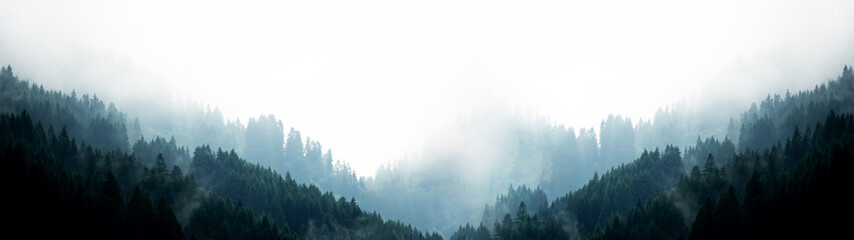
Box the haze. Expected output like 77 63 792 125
2 0 853 177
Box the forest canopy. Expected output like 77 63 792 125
2 64 853 239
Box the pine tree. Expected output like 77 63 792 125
704 153 716 173
689 198 715 240
126 186 155 240
155 197 186 240
516 201 528 221
96 172 125 239
154 153 168 175
715 186 742 239
743 171 765 238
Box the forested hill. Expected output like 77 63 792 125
0 65 129 152
4 61 852 239
0 62 365 201
452 66 854 239
735 65 854 151
0 65 441 239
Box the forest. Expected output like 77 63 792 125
0 65 441 239
2 63 854 239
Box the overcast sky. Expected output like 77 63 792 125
2 0 853 177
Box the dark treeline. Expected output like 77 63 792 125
0 58 714 237
451 66 854 239
124 93 364 200
128 88 641 237
190 145 440 239
0 65 129 152
0 65 441 239
2 111 208 239
4 61 852 239
591 110 851 240
553 145 685 235
133 95 366 203
480 184 549 230
736 66 854 151
133 136 191 171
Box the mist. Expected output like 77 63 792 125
2 0 852 179
4 0 854 239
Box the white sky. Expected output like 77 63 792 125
2 0 853 177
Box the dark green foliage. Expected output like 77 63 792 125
713 187 742 239
187 193 287 240
684 109 854 239
126 186 156 239
0 107 430 239
549 111 853 240
687 198 714 240
453 146 684 239
0 112 185 239
0 65 129 152
590 195 686 240
450 223 491 240
684 137 735 170
675 154 728 218
552 146 684 235
1 69 438 239
481 185 548 228
190 145 440 239
6 64 854 240
156 197 186 240
742 171 766 239
132 135 191 170
96 172 126 239
88 115 130 151
491 204 568 240
738 65 854 151
453 66 854 239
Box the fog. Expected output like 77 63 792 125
2 0 853 179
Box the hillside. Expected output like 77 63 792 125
451 66 854 239
0 65 441 239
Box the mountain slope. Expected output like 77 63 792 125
0 65 441 239
451 66 854 239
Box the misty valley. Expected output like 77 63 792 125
2 64 853 239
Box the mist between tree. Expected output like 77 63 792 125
3 60 854 239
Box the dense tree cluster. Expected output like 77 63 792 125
481 185 548 229
3 62 742 237
683 111 851 240
190 145 440 239
588 194 686 240
552 146 684 235
737 65 854 151
683 136 736 171
451 66 854 239
0 65 129 152
450 223 491 240
587 67 854 239
132 136 191 170
4 63 852 239
1 112 191 239
120 85 364 200
0 67 440 239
